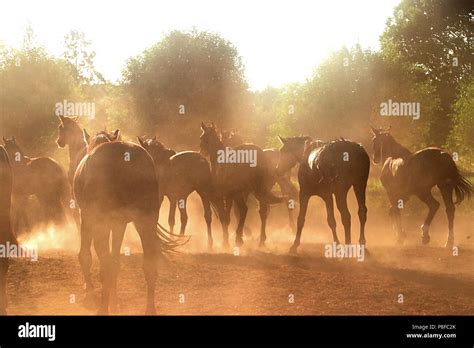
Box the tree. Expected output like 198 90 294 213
380 0 473 144
63 29 105 85
123 29 250 148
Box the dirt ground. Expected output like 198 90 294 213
6 191 474 315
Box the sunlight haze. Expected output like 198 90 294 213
1 0 400 90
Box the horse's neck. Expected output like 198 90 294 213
209 142 225 175
69 137 87 169
388 137 412 160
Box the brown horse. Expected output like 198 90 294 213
2 137 69 232
200 122 281 247
277 136 370 253
371 127 472 248
138 136 225 248
0 146 15 315
74 130 180 314
221 130 298 233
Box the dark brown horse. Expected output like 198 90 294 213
221 130 298 233
277 136 370 253
371 127 472 248
2 137 69 232
74 131 180 314
138 136 224 248
200 122 281 247
0 146 15 315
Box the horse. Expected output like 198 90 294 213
0 146 15 315
2 137 69 232
74 129 180 314
138 136 225 248
276 136 370 253
371 127 472 248
220 130 298 233
200 122 282 247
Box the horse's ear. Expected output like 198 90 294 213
278 136 287 145
370 126 380 136
304 135 313 142
111 129 120 141
83 129 91 144
2 136 6 144
211 122 216 130
58 115 66 124
151 135 157 141
200 122 208 132
137 136 145 147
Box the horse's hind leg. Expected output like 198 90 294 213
290 191 310 253
168 198 177 234
234 194 248 247
257 201 269 247
416 190 440 245
335 187 351 244
323 194 339 244
353 181 368 245
110 222 127 312
198 191 213 249
438 184 455 249
0 259 8 315
94 227 113 315
178 197 188 236
78 215 94 298
134 216 158 315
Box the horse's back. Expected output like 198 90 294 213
167 151 213 192
314 140 370 184
74 142 158 218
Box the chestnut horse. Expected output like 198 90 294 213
371 127 472 248
277 136 370 253
74 130 180 314
138 136 225 248
2 137 69 232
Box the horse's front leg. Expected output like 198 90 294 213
290 191 310 253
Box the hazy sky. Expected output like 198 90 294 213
1 0 400 90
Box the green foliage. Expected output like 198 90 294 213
123 29 251 148
380 0 473 143
447 77 474 169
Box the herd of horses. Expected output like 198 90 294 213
0 117 471 315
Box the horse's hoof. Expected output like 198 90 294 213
258 241 266 248
421 234 430 245
289 245 298 254
83 291 99 309
236 237 244 247
444 239 454 249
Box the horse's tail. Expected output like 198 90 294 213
453 174 472 205
444 153 472 205
156 222 189 253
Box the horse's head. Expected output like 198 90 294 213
276 135 311 175
56 115 83 148
370 126 392 164
200 122 222 156
220 129 243 147
84 129 121 153
137 136 175 165
2 136 25 164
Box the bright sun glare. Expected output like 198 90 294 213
1 0 399 90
